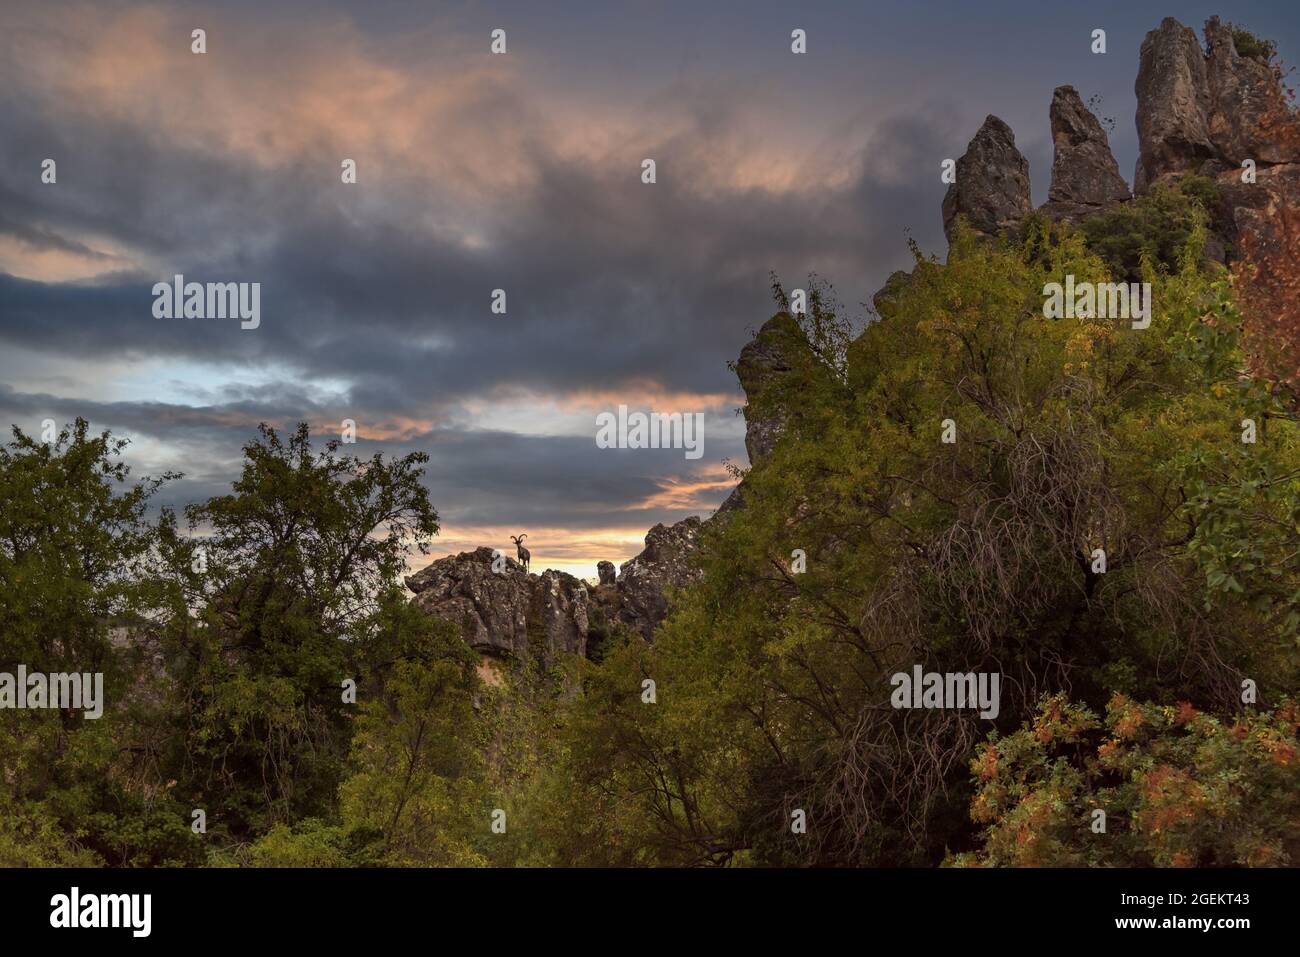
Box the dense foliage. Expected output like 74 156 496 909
951 694 1300 867
1230 25 1277 64
488 205 1300 863
1080 175 1220 281
1 185 1297 867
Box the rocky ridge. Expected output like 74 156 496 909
943 16 1300 387
406 300 811 659
405 547 591 659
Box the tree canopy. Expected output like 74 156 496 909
2 191 1297 867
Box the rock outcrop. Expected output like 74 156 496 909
1044 85 1131 221
1136 17 1300 189
1202 18 1300 169
717 310 811 515
734 312 801 464
412 14 1300 662
409 308 810 651
945 94 1127 236
1135 16 1300 390
941 115 1032 243
593 517 706 640
408 518 711 654
405 547 590 659
1134 17 1216 193
408 305 812 653
941 16 1299 391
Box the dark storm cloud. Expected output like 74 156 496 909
7 1 1294 565
0 382 742 535
0 0 1048 559
0 78 953 411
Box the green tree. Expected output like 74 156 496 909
545 214 1300 866
164 423 439 841
0 419 198 865
1080 175 1220 282
338 592 488 866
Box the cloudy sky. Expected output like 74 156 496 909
2 0 1297 579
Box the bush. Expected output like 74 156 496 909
952 695 1300 867
1081 175 1219 282
1231 26 1277 63
249 820 349 867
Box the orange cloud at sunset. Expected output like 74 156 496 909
306 415 440 443
2 1 866 219
0 234 131 283
552 380 743 414
628 463 735 510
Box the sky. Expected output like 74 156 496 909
2 0 1298 580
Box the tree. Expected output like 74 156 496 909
1080 175 1219 282
163 423 439 840
546 213 1300 866
338 592 488 866
0 419 197 865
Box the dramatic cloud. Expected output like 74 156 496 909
3 0 1296 576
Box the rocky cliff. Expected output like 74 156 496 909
405 547 592 658
944 16 1300 389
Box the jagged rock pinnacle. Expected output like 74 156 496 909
1044 85 1130 220
941 114 1032 244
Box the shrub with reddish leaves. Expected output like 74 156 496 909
950 694 1300 867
